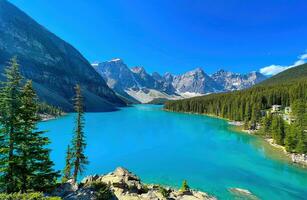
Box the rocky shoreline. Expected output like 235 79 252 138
265 138 307 167
229 121 307 167
39 113 66 122
53 167 217 200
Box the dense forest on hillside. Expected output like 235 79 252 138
164 64 307 153
38 102 64 118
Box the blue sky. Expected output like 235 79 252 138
9 0 307 75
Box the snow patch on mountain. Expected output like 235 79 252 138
125 89 180 103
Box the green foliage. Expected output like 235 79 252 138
19 81 60 192
271 115 285 145
0 57 23 192
0 58 59 193
71 84 88 182
258 114 272 137
89 182 113 200
62 145 72 183
38 102 64 117
158 186 170 198
180 180 189 192
258 63 307 86
0 192 61 200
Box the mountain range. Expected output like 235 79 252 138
0 0 126 111
93 59 267 103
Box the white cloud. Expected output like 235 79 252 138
260 65 290 76
299 53 307 60
294 59 305 66
259 52 307 76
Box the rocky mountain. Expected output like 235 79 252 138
172 68 223 94
211 69 267 91
93 59 267 103
93 59 179 103
0 0 125 111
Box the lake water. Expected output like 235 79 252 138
39 105 307 200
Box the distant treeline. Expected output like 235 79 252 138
38 102 64 117
165 81 306 122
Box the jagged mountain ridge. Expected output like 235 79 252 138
211 69 267 91
0 0 126 111
92 59 267 103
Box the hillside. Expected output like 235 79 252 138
257 63 307 86
0 0 126 111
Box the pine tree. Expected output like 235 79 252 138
285 123 298 152
62 145 72 183
71 84 88 182
291 100 307 153
180 180 190 192
18 80 59 192
0 57 23 193
0 58 59 193
271 115 285 145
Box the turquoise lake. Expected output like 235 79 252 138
39 105 307 200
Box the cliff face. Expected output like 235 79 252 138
0 0 126 111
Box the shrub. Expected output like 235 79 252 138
89 182 113 200
180 180 190 192
0 192 61 200
158 186 170 198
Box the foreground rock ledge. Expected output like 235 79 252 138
53 167 216 200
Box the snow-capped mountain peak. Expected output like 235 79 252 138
92 60 267 103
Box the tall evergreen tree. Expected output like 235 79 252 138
271 115 285 145
259 114 272 137
0 58 59 193
285 123 298 152
62 145 72 183
291 100 307 153
0 57 23 193
18 80 59 192
71 84 88 182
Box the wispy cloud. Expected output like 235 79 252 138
260 52 307 76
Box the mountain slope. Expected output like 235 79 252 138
257 63 307 86
93 59 179 103
0 0 125 111
172 68 223 93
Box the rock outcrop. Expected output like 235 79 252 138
291 154 307 166
54 167 216 200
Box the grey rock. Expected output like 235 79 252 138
172 68 222 94
55 167 216 200
211 70 266 91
